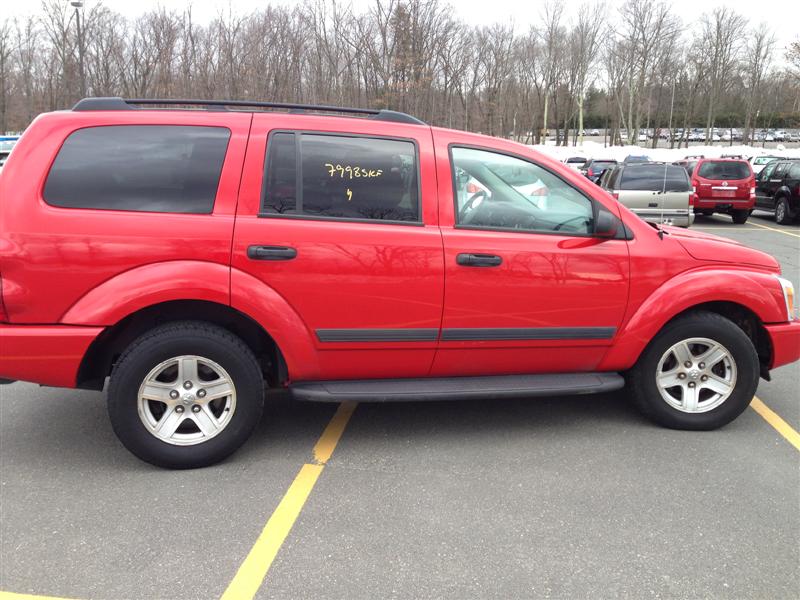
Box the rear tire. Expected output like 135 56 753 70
731 210 749 224
628 311 759 430
107 321 264 469
775 198 791 225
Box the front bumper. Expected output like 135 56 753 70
766 321 800 370
0 324 103 388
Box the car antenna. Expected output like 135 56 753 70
658 162 668 239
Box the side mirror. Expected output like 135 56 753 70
595 208 619 238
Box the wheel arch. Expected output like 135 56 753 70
76 300 289 390
599 269 784 374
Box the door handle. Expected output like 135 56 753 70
247 245 297 261
456 253 502 267
648 202 658 207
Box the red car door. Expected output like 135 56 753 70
431 129 630 376
232 114 443 381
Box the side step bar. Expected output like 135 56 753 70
290 373 624 403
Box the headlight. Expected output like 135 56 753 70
776 276 797 321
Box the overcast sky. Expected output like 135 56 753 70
4 0 799 57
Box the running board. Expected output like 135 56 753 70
290 373 624 403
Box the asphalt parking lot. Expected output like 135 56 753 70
1 213 798 600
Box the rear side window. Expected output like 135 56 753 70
789 163 800 179
696 161 751 180
619 165 690 192
262 132 419 223
44 125 230 213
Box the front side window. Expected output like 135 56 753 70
262 133 419 223
44 125 230 213
451 147 594 235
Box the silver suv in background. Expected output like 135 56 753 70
598 163 694 228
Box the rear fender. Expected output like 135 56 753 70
599 268 787 371
61 260 320 380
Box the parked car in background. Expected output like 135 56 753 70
588 129 600 136
580 158 618 183
691 158 755 223
754 158 800 224
750 155 783 175
598 163 694 228
673 155 704 177
0 137 19 169
564 156 588 170
624 155 652 164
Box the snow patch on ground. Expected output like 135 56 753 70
528 141 800 163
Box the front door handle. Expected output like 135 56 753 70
247 245 297 261
456 253 502 267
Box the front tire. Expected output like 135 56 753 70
628 311 759 430
108 321 264 469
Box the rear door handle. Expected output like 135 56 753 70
456 253 502 267
247 245 297 261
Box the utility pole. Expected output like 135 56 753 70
71 1 86 98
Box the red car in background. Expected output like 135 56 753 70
690 158 755 223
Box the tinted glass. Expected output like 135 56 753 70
696 161 750 180
262 133 419 222
44 125 230 213
262 132 297 213
452 147 594 235
619 165 690 192
772 162 789 178
789 163 800 179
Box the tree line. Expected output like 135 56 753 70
1 0 799 146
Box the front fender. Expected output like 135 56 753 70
599 268 787 371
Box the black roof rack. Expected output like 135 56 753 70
71 97 426 126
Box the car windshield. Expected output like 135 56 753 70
753 157 779 166
620 165 690 192
697 161 750 180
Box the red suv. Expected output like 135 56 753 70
1 98 798 469
690 157 756 223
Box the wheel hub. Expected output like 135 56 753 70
137 355 237 446
655 337 737 413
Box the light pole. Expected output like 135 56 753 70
71 0 86 98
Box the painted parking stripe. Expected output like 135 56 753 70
747 222 800 238
750 396 800 452
0 593 76 600
220 401 357 600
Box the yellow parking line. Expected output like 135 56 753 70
751 396 800 452
0 593 76 600
220 402 357 600
747 221 800 238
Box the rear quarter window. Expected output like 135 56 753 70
696 161 751 180
43 125 231 213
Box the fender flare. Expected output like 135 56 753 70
60 260 320 380
598 268 786 371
